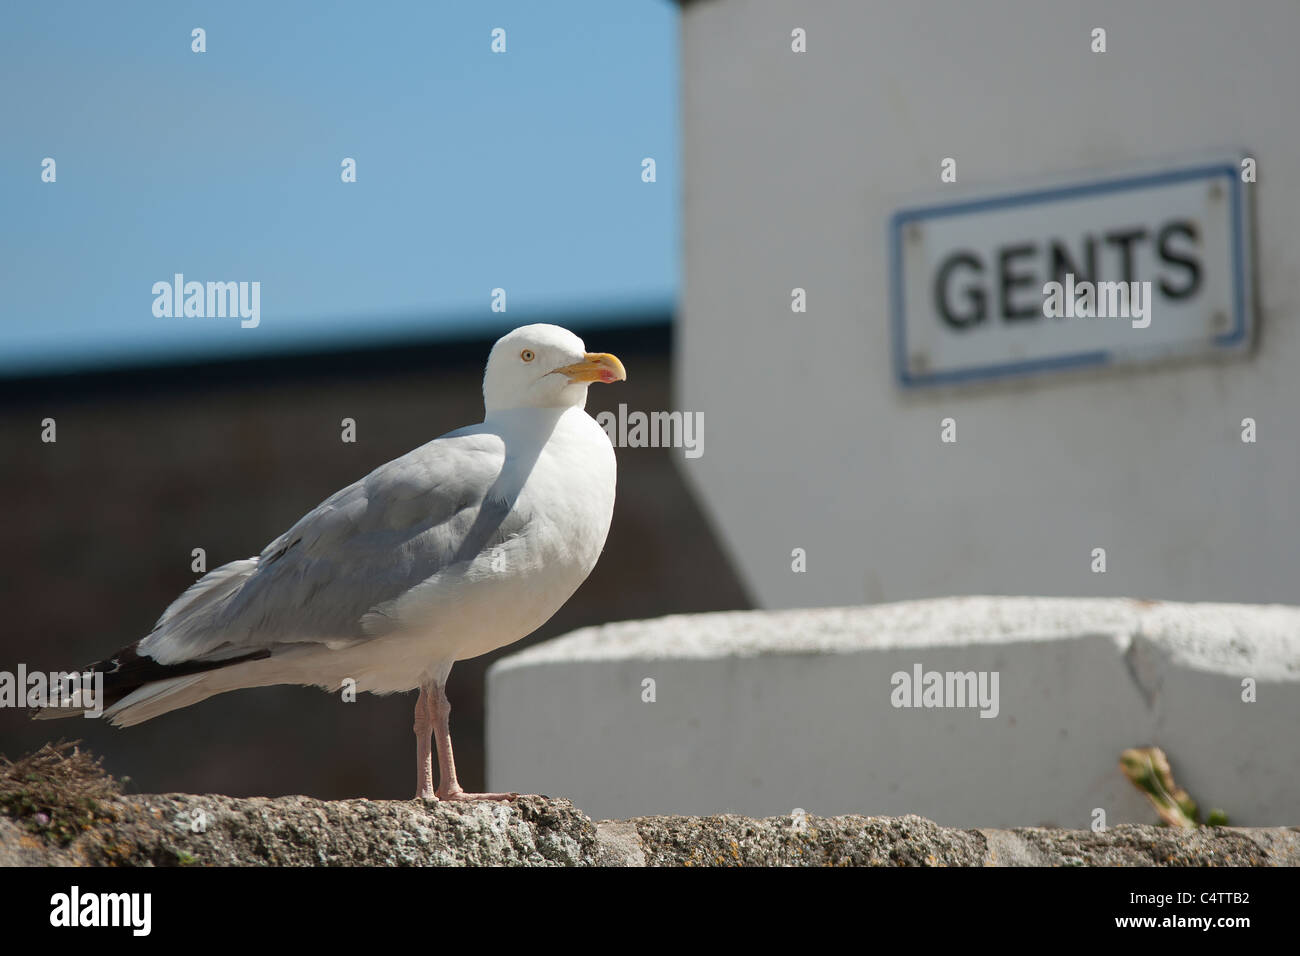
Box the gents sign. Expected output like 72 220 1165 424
889 157 1254 387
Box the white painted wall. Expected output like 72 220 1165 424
676 0 1300 610
488 598 1300 825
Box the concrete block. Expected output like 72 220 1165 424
487 597 1300 826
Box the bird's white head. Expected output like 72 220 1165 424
483 324 626 413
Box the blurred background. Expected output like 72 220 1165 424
0 0 753 798
2 1 1297 817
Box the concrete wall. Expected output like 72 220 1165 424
676 0 1300 609
488 598 1300 826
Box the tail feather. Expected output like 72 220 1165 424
31 644 271 722
100 674 212 727
33 556 272 725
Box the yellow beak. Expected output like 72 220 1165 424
555 352 627 385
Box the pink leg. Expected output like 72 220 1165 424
431 679 517 802
413 683 436 800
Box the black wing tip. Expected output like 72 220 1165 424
41 644 273 714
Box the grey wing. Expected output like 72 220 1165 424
137 428 525 666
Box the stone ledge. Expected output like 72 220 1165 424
3 794 1296 866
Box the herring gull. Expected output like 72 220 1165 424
35 324 626 801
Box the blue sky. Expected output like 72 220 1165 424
0 1 678 375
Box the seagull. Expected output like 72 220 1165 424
35 324 626 801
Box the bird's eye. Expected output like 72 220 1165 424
520 349 535 362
